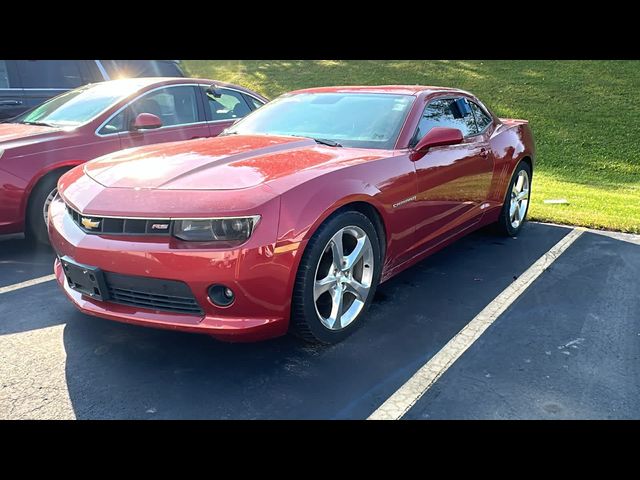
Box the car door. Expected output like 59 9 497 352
411 96 494 253
199 85 257 136
0 61 25 120
15 60 86 113
104 84 210 149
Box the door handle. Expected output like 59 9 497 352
480 148 489 158
0 100 23 106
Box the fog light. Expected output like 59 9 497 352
208 284 235 307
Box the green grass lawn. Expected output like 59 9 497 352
183 60 640 233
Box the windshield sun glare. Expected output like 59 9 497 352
14 79 151 128
227 92 414 150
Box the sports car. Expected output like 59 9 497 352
48 86 535 344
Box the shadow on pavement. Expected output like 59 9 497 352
57 222 572 419
0 238 56 288
0 239 63 335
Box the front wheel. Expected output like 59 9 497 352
291 211 382 344
496 161 532 237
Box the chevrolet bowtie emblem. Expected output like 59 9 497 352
81 217 100 229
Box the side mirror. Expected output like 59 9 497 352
410 127 463 160
131 113 162 131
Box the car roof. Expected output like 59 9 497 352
94 76 241 88
84 77 267 100
286 85 472 96
109 76 228 85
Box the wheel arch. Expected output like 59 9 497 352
278 180 391 309
286 197 388 342
23 162 81 222
329 201 388 260
520 155 533 177
294 193 389 259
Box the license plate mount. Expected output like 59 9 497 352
60 256 110 301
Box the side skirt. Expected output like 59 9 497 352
379 210 499 284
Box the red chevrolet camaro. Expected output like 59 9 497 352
0 77 267 244
49 86 535 344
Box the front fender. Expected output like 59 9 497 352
273 152 417 296
278 176 385 246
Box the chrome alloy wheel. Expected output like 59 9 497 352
313 225 375 331
43 188 58 224
509 170 530 229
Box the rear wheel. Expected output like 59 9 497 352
291 211 382 344
26 174 61 245
496 161 531 236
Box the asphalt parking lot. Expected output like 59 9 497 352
1 222 638 419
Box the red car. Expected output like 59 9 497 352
0 77 268 243
49 86 534 344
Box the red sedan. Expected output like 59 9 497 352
0 77 267 243
49 86 535 344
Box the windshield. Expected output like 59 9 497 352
12 79 151 128
225 92 415 149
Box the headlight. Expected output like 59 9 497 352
173 216 260 243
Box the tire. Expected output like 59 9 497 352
26 174 61 246
291 210 382 344
495 160 532 237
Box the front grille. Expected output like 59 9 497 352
66 205 171 236
103 271 203 315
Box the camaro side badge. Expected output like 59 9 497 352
393 195 417 208
151 223 169 230
81 217 100 229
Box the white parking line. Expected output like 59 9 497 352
0 274 56 295
368 227 585 420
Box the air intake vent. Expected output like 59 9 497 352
104 271 203 315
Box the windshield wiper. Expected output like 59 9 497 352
21 121 57 127
311 138 342 147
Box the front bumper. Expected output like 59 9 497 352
49 195 299 342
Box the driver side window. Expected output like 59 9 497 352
98 85 200 135
411 98 478 146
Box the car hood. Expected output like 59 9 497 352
0 122 66 150
83 134 388 192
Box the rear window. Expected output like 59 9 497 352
100 60 184 79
